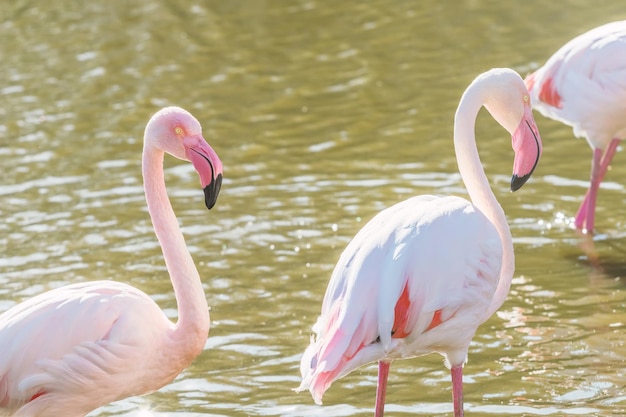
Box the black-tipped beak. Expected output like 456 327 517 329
511 173 531 192
203 173 222 210
510 117 542 192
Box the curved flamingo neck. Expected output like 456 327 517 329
142 142 210 354
453 84 515 320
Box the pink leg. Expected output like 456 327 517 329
574 139 620 232
574 148 602 231
451 365 464 417
375 360 390 417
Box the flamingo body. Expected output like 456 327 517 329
0 107 223 417
298 69 543 417
525 20 626 231
300 195 502 400
0 282 173 414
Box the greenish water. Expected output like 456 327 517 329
1 1 626 416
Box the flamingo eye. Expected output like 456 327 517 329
174 126 184 135
523 95 529 103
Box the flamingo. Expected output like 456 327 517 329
0 106 223 417
297 68 543 417
524 20 626 233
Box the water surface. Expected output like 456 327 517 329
1 1 626 416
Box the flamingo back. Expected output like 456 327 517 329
526 20 626 148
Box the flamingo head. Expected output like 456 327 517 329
145 106 223 209
482 68 543 191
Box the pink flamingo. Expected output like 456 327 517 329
297 69 543 417
0 107 223 417
525 20 626 233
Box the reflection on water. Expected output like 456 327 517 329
1 0 626 416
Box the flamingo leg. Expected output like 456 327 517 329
451 364 464 417
375 360 391 417
574 148 602 231
574 139 620 232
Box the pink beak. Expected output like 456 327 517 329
511 105 542 191
184 135 223 209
